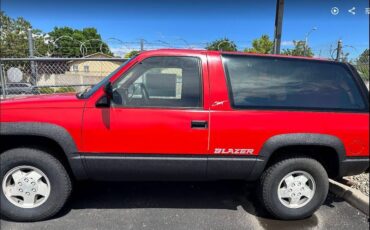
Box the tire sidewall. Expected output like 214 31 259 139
266 159 328 219
0 148 70 221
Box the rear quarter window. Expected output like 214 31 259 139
222 55 367 111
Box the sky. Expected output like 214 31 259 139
1 0 369 58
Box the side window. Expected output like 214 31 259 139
222 55 366 111
112 56 202 108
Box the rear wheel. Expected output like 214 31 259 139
258 157 328 220
0 148 72 222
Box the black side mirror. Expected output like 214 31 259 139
96 95 110 108
96 82 113 108
104 82 113 99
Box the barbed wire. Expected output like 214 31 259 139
2 30 368 60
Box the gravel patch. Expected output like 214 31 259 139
344 173 369 196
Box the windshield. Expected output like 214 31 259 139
77 57 136 99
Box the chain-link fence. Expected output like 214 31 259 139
0 53 368 98
0 57 127 98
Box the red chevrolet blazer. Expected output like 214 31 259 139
1 49 369 221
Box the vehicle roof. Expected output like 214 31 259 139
142 48 332 62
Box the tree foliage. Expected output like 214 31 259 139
0 12 112 58
282 41 314 57
358 49 369 63
48 27 112 57
356 49 369 81
124 50 140 58
205 38 237 51
244 35 274 54
0 11 48 58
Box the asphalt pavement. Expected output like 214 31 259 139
1 181 369 230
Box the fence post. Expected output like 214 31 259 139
0 63 6 99
28 28 37 85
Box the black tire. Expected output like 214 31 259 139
258 157 328 220
0 148 72 222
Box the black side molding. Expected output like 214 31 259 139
339 158 369 177
80 153 257 181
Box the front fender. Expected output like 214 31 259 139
0 122 87 179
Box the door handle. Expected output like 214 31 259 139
191 120 208 129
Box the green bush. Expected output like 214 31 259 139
38 87 55 94
55 87 76 93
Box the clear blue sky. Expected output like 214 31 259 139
1 0 369 58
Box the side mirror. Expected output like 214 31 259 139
96 95 110 108
104 82 113 99
96 82 113 108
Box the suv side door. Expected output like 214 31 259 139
82 54 210 180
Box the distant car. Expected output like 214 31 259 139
0 83 38 95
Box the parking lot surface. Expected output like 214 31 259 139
1 181 369 230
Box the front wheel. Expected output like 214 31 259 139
0 148 72 222
258 157 329 220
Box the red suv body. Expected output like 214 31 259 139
1 49 369 221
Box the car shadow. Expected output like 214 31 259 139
1 180 348 229
60 181 249 212
53 181 346 228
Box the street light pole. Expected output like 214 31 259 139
304 27 317 56
140 39 144 51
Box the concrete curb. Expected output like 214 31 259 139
329 179 369 216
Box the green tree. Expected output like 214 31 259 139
205 38 237 51
244 35 274 54
282 41 314 57
356 49 369 81
124 50 140 58
48 27 112 57
0 11 48 57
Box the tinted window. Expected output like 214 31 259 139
222 55 366 111
112 56 202 108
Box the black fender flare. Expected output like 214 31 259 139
0 122 87 179
248 133 346 179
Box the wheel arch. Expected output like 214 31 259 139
0 122 87 180
249 133 345 180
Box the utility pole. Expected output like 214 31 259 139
28 28 37 85
140 39 144 51
273 0 285 54
336 40 342 61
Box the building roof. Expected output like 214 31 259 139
67 52 123 65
